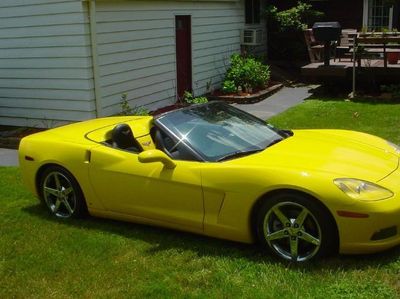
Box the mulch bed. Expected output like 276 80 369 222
207 82 283 104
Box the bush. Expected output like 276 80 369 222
266 1 324 61
222 54 270 93
266 1 324 32
381 84 400 99
120 93 149 115
183 91 208 105
222 80 237 94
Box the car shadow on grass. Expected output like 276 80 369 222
23 203 400 271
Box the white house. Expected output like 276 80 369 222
0 0 266 128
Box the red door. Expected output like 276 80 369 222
175 16 192 99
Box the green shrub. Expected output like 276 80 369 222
222 80 237 94
183 91 209 105
266 1 324 32
120 93 149 115
381 84 400 98
131 106 150 116
266 1 324 61
222 54 270 93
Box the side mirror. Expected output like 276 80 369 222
138 150 176 169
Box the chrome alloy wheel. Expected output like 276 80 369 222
42 171 77 218
263 202 322 262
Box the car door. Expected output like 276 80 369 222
88 145 204 230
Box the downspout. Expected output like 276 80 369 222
87 0 103 117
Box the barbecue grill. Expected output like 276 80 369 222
312 22 342 66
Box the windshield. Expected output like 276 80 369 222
155 102 285 162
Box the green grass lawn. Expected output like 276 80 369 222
2 99 400 298
269 98 400 144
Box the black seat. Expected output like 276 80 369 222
112 124 140 152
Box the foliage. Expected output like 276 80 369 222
266 1 324 61
381 84 400 98
131 106 150 116
383 0 397 6
120 93 131 115
266 1 324 32
222 79 237 94
222 54 270 94
361 26 368 34
120 93 149 116
182 91 208 105
355 45 366 56
206 78 213 93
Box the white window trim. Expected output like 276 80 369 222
363 0 394 30
363 0 368 28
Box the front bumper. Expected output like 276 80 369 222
337 168 400 254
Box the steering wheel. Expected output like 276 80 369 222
152 128 177 158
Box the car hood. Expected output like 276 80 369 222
232 129 399 182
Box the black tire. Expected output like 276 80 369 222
256 192 338 262
39 165 87 219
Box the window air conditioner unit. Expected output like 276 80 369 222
241 29 263 46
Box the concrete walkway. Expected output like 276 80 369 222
233 85 315 120
0 148 18 167
0 85 314 167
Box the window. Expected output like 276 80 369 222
245 0 260 24
364 0 394 30
155 102 284 162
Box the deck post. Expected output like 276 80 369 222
351 36 357 98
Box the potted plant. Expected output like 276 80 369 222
359 26 368 37
387 42 400 64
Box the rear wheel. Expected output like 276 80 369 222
256 192 337 262
40 166 87 218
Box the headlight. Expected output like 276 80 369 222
334 178 393 201
387 141 400 153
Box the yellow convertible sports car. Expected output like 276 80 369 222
19 101 400 262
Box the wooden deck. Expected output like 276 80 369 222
302 59 400 82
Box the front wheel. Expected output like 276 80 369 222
40 166 87 219
256 193 337 262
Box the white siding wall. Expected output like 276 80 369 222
95 0 261 115
0 0 95 127
0 0 267 127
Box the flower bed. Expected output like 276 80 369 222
208 82 283 104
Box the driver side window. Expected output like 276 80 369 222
150 127 200 161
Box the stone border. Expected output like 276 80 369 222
208 83 283 104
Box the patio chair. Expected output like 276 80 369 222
303 29 324 63
335 29 356 61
